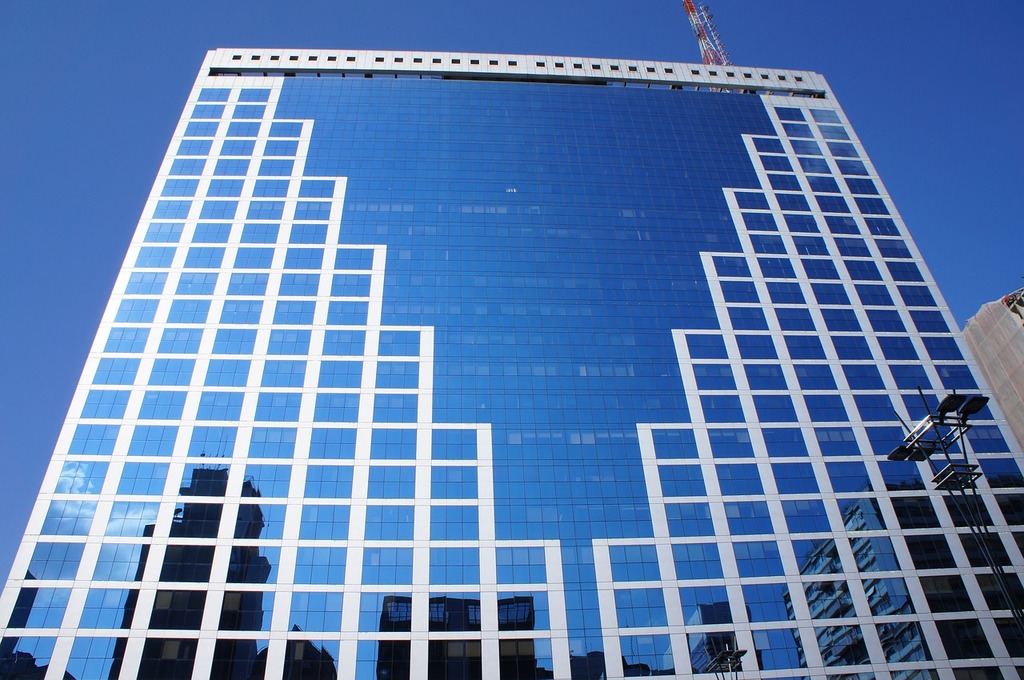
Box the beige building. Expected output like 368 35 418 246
964 287 1024 450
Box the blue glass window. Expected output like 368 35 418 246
157 328 203 354
291 224 329 244
327 301 369 325
898 285 937 307
299 505 349 540
128 425 177 455
729 307 768 330
138 391 186 420
213 329 257 354
708 429 754 458
665 503 714 537
219 301 262 325
758 257 796 279
364 506 415 540
188 426 235 457
717 464 764 495
614 589 667 627
207 179 243 197
659 465 705 497
936 364 978 390
736 335 777 359
368 466 416 499
652 429 698 459
775 307 813 330
854 394 896 422
777 193 810 212
785 335 826 359
429 548 479 585
247 201 284 220
126 272 167 294
55 461 107 495
685 334 727 359
226 273 268 296
205 359 250 387
773 463 819 494
117 462 168 495
743 212 778 231
320 361 362 388
745 364 786 390
679 585 732 625
733 541 783 577
176 272 217 295
610 545 661 581
923 336 963 361
753 395 798 422
700 395 745 423
749 234 785 255
105 327 149 353
372 428 415 458
255 392 301 421
279 273 320 296
804 394 848 421
81 390 130 419
267 329 311 355
744 583 794 622
309 429 357 459
68 421 118 454
167 299 210 324
693 365 736 390
313 393 359 422
673 544 723 579
825 215 860 235
169 158 204 176
241 222 280 241
429 506 478 540
763 429 808 457
295 547 346 585
725 501 773 534
736 192 769 210
713 256 751 278
375 361 418 389
815 427 859 455
305 465 354 498
42 501 96 535
793 236 827 254
841 364 883 390
196 391 243 420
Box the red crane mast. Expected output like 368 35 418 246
683 0 731 65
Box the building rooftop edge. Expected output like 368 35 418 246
204 48 831 98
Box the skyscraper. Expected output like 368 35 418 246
964 289 1024 454
1 49 1021 679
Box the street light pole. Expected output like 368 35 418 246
888 392 1024 640
709 647 746 680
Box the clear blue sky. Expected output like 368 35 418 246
0 1 1020 579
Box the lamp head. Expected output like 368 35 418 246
958 395 989 418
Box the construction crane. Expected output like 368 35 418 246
683 0 731 66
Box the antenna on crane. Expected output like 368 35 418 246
683 0 731 66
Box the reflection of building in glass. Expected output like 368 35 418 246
1 48 1023 679
249 635 339 680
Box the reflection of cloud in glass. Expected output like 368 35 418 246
41 500 97 535
106 502 160 536
55 461 107 494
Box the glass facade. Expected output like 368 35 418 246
1 49 1022 679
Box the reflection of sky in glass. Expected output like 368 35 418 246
276 78 773 543
106 501 159 537
55 461 107 494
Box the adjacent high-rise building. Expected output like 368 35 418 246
964 289 1024 454
1 49 1022 679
